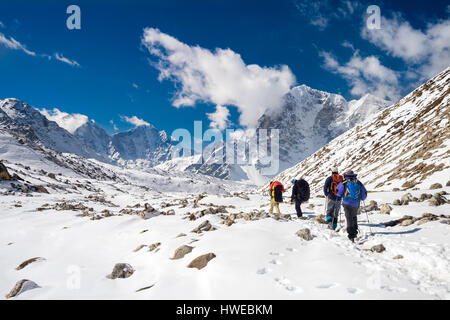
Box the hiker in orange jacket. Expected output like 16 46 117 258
269 181 285 214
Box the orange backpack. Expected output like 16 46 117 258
330 174 343 196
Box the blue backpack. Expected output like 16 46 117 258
343 179 361 203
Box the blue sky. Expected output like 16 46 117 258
0 0 449 135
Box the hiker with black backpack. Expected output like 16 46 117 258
336 170 367 242
291 177 310 218
269 181 285 215
323 167 343 230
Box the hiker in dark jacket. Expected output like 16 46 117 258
323 167 343 229
336 170 367 242
291 177 310 218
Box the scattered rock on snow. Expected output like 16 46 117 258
446 180 450 187
370 244 386 253
148 242 161 252
379 204 392 215
393 255 404 260
191 220 212 233
133 245 146 252
136 284 154 293
312 216 326 224
365 200 378 212
172 245 194 260
296 228 313 241
5 279 40 299
176 233 187 238
15 257 46 270
428 194 447 206
429 183 442 190
107 263 134 279
400 219 414 227
187 253 216 270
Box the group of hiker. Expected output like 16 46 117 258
269 168 367 242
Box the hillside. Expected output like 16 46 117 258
272 67 450 194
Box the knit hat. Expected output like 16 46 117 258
331 167 339 174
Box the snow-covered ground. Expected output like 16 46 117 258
1 157 449 299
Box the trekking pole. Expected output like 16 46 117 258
362 200 373 235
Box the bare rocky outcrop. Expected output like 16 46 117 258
172 245 194 260
107 263 134 279
187 253 216 270
5 279 40 299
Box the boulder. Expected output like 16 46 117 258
0 162 12 180
148 242 161 252
419 193 433 201
191 220 212 233
187 253 216 270
428 194 446 207
446 180 450 187
393 255 404 260
312 216 326 224
172 245 194 260
365 200 378 212
401 193 413 202
5 280 40 299
296 228 313 241
400 219 414 227
370 244 386 253
429 183 442 190
379 204 392 215
392 199 402 206
107 263 134 279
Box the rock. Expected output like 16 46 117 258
133 245 146 252
419 193 433 201
172 245 194 260
135 284 154 293
429 183 442 190
296 228 313 241
379 204 392 215
365 200 378 212
191 220 212 233
417 218 433 226
370 244 386 253
428 194 446 206
401 193 413 202
393 255 404 260
446 180 450 187
0 162 12 180
148 242 161 252
15 257 46 270
312 216 326 224
176 233 186 238
101 209 111 217
48 173 56 179
5 279 40 299
165 209 176 216
439 191 448 196
392 199 401 206
187 253 216 270
400 219 414 227
422 213 438 219
392 188 400 191
307 203 315 209
243 213 251 221
440 219 450 225
107 263 134 279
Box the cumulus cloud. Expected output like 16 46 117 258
362 14 450 79
121 115 150 127
141 28 295 128
320 50 400 101
207 105 230 131
54 53 80 67
0 32 36 56
40 108 89 134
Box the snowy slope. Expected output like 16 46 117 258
271 67 450 194
1 141 449 299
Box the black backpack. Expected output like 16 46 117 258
274 185 283 203
298 179 310 202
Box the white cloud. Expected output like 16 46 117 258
40 108 89 134
362 14 450 79
294 0 360 31
0 32 36 56
207 105 230 131
320 50 400 101
121 115 150 127
54 53 80 67
109 119 118 131
132 83 139 89
0 21 5 28
141 28 295 128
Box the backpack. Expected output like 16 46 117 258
330 174 343 196
297 179 310 202
343 179 361 203
273 185 283 203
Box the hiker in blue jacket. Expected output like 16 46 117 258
336 170 367 242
